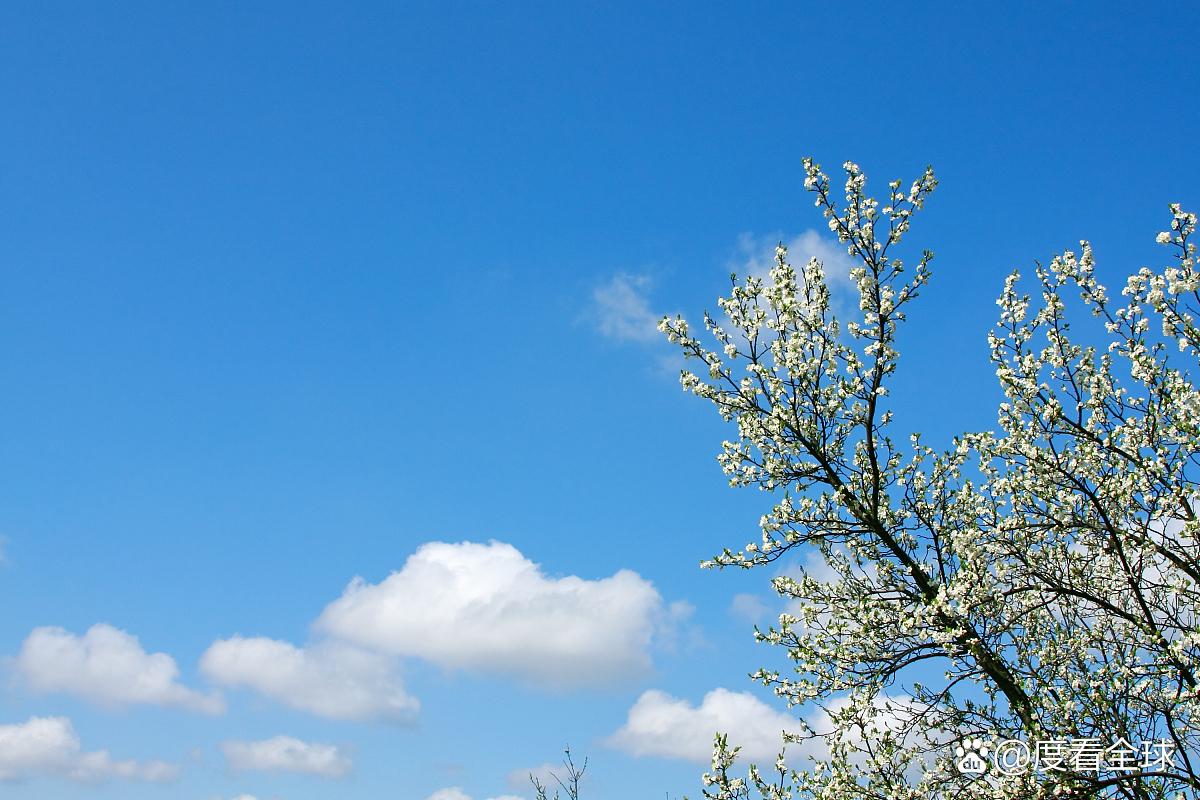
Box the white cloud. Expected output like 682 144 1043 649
729 593 770 624
734 230 857 293
221 736 350 778
590 232 851 347
13 624 224 714
0 716 179 783
654 599 703 653
426 789 523 800
603 688 801 763
591 273 662 342
605 687 928 767
426 790 471 800
776 549 865 635
315 540 668 686
507 761 560 789
200 637 418 722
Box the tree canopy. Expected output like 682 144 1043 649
658 159 1200 800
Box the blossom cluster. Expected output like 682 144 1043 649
661 159 1200 800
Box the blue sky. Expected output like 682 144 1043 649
0 3 1197 799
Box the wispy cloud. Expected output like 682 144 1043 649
590 229 852 353
728 593 770 624
590 273 663 343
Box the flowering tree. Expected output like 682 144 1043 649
658 159 1200 800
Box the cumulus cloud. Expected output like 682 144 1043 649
221 736 350 778
315 540 667 685
426 789 522 800
603 688 801 763
200 637 418 722
426 789 472 800
13 624 224 714
591 273 662 342
606 687 928 767
0 716 179 783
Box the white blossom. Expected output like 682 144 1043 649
661 159 1200 800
